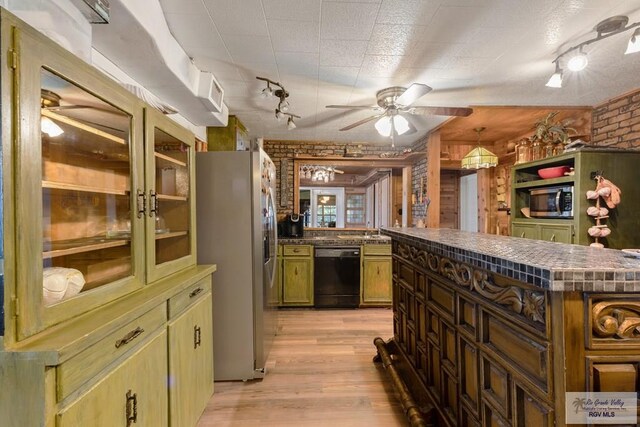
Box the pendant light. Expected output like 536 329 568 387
461 127 498 169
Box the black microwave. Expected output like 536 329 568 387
529 186 574 218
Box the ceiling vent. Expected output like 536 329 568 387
197 71 225 114
69 0 110 24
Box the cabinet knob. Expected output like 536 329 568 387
126 390 138 426
293 248 300 253
295 266 298 275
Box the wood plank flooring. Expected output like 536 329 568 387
197 308 409 427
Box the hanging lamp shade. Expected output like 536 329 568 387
461 128 497 169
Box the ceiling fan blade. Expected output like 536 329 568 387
326 104 379 110
339 114 384 131
401 113 418 135
395 83 432 106
407 106 473 117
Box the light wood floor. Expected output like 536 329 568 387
197 308 409 427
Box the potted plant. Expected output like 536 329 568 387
530 111 576 157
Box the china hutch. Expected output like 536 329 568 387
0 9 214 427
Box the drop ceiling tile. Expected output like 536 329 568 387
159 0 208 14
223 35 276 64
320 2 379 40
418 6 487 44
220 80 251 97
275 52 319 77
359 54 404 77
191 57 242 81
204 0 269 36
376 0 439 25
186 46 232 65
237 62 280 82
319 39 368 67
319 66 360 86
263 0 322 21
268 20 320 53
164 13 223 49
366 24 423 55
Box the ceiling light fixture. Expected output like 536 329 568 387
257 76 301 126
546 15 640 88
461 127 498 170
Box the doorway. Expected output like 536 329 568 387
459 172 478 232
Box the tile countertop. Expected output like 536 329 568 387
279 235 391 246
381 227 640 293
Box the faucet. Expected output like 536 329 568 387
365 221 370 237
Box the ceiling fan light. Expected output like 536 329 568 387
41 116 64 137
279 100 290 112
461 147 498 169
374 116 392 137
567 51 588 71
625 28 640 54
393 115 410 135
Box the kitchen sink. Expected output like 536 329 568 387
337 234 385 239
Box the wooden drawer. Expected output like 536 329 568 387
441 320 457 374
363 244 391 255
457 295 478 339
57 304 167 400
481 310 550 393
512 382 553 427
482 401 511 427
283 245 312 257
168 277 212 319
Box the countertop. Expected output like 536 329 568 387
381 227 640 292
279 235 391 246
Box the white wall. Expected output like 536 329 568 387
459 173 478 232
301 187 345 228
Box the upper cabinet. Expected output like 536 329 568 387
145 108 196 282
10 21 195 340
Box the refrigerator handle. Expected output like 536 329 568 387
267 190 278 287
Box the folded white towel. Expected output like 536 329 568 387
43 267 85 306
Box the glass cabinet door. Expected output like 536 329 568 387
15 27 145 339
145 108 196 282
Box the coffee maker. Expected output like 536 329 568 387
282 213 304 238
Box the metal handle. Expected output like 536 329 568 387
136 190 146 219
293 248 300 253
149 190 158 217
115 327 144 349
295 266 298 275
194 325 201 349
189 287 203 298
126 390 138 426
377 266 380 275
521 232 525 238
550 234 556 242
555 189 562 214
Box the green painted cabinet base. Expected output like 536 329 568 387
281 245 314 306
361 244 392 306
511 221 573 243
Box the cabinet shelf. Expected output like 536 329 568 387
513 175 574 189
155 231 188 240
42 110 126 145
157 194 187 201
154 151 186 167
43 237 130 259
42 180 129 196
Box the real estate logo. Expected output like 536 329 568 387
566 392 638 424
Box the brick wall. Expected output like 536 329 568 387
263 140 405 217
410 137 428 224
592 88 640 148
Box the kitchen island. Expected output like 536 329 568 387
379 228 640 427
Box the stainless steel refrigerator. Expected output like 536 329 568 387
196 147 277 381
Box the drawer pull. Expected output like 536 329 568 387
126 390 138 425
377 266 380 275
295 266 298 275
293 248 300 253
136 190 146 219
520 232 525 238
189 287 203 298
115 327 144 349
550 234 556 242
194 325 202 349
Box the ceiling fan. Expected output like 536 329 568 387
326 83 473 138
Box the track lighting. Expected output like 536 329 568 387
546 15 640 88
257 76 301 127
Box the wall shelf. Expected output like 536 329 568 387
154 151 187 167
42 110 126 145
43 237 129 259
155 231 188 240
157 194 187 201
42 180 129 196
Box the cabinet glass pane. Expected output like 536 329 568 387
154 128 191 265
41 69 133 306
346 194 365 224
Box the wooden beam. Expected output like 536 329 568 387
426 131 441 228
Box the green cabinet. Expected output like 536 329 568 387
361 244 392 306
281 245 313 306
511 149 640 248
168 289 213 427
58 330 169 427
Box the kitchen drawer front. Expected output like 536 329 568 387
480 352 511 419
539 224 572 243
363 244 391 256
480 309 550 394
168 276 212 319
283 245 312 257
512 382 553 427
57 304 166 400
511 222 537 240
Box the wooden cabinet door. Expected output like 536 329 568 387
58 330 168 427
361 257 392 305
282 258 313 305
168 293 214 427
511 223 538 240
539 224 573 243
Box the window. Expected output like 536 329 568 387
345 193 366 226
316 195 337 227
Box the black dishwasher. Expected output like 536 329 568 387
314 247 360 308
